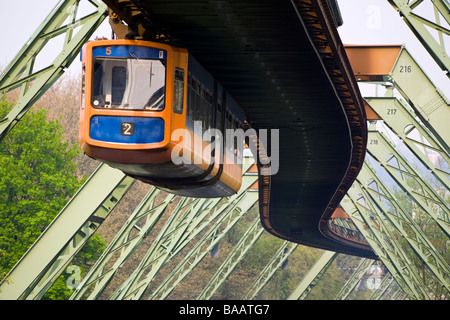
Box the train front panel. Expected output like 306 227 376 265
79 39 188 164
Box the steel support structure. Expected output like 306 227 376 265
348 181 432 299
366 96 449 191
335 258 374 300
340 195 422 300
108 157 258 300
149 181 259 300
0 0 108 142
346 42 450 299
369 274 394 300
357 160 450 291
108 196 203 300
0 164 133 299
388 0 450 78
149 173 258 300
346 45 450 152
197 216 265 300
69 187 176 300
243 241 298 300
287 250 338 300
366 127 450 237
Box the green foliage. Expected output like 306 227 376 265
43 234 106 300
0 99 85 281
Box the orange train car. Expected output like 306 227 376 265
79 39 246 197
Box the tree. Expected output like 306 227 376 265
0 98 86 282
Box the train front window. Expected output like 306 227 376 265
92 56 166 111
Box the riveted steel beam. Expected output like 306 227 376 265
197 216 265 300
0 0 108 143
243 241 298 300
357 161 450 292
366 126 450 236
388 0 450 78
150 188 259 300
69 187 175 300
335 258 374 300
287 250 338 300
347 182 431 299
340 195 420 300
346 45 450 152
107 156 258 300
365 97 449 190
0 164 134 300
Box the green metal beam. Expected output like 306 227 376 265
109 196 210 300
366 126 450 236
287 250 338 300
243 241 298 300
107 157 257 300
69 187 175 300
150 188 259 300
147 157 259 300
0 0 108 143
340 195 419 300
386 47 449 151
0 164 134 299
197 216 264 300
388 0 450 78
357 161 450 291
335 258 374 300
369 274 394 300
366 97 449 190
347 182 431 299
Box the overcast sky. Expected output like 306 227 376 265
0 0 448 97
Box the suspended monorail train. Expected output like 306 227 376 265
79 39 246 197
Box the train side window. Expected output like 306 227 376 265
174 68 184 114
92 62 104 103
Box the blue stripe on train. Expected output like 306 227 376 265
90 116 165 144
92 46 167 60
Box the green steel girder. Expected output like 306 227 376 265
109 196 212 300
386 47 449 152
197 216 265 300
366 97 449 190
335 258 374 300
150 188 259 300
391 283 408 300
0 164 134 300
366 127 450 236
347 182 431 299
369 274 394 300
287 250 338 300
107 157 258 300
388 0 450 78
357 161 450 291
340 195 421 300
69 187 176 300
0 0 108 143
148 157 259 300
243 241 298 300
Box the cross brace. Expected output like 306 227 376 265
388 0 450 78
0 0 108 143
288 250 338 300
0 164 133 299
